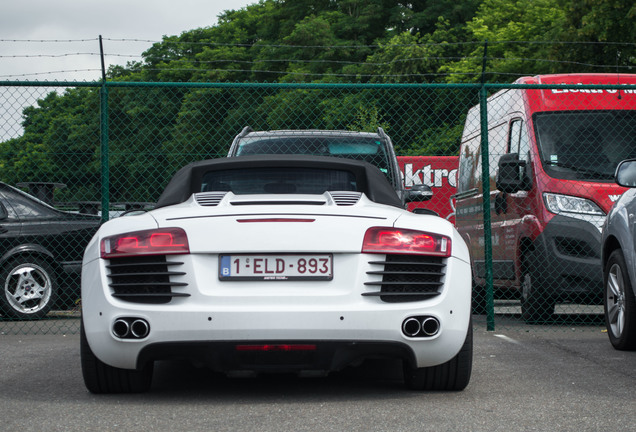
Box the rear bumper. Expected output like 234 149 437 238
81 255 472 371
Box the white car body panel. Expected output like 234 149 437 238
83 190 470 373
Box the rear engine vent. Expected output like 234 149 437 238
106 255 188 304
329 192 362 206
195 192 228 206
364 255 445 303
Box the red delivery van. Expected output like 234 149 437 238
399 156 458 223
455 74 636 322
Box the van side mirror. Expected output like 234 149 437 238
496 153 531 193
405 184 433 202
615 159 636 188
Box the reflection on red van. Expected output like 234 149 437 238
455 74 636 322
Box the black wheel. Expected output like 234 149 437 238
80 320 154 393
403 322 472 391
520 260 555 324
0 256 57 320
604 249 636 351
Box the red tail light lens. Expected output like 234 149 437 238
362 227 451 257
101 227 189 259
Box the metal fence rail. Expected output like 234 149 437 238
1 80 634 334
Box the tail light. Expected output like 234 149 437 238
100 227 190 259
362 227 451 257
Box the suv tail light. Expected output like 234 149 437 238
362 227 451 257
101 227 190 259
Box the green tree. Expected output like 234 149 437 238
442 0 567 82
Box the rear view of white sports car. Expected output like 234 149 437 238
80 155 472 393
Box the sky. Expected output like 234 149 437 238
1 0 256 81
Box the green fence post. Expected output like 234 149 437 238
479 85 495 331
100 84 109 223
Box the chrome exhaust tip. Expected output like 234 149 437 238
130 319 150 339
402 317 422 337
421 317 440 337
112 319 130 338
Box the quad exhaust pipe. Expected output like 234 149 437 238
401 316 440 338
112 318 150 339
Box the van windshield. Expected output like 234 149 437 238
535 110 636 181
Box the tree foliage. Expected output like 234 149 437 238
2 0 635 201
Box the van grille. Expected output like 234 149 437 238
363 255 445 303
106 255 189 304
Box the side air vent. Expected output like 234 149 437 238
195 192 228 206
363 255 446 303
329 192 362 206
107 255 189 304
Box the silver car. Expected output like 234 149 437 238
601 159 636 350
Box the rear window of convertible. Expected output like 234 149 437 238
201 167 358 195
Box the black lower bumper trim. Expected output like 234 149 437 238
136 340 416 373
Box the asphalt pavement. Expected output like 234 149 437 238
1 322 635 432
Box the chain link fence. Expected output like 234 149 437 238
1 80 634 334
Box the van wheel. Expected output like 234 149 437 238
80 321 153 393
604 249 636 350
520 268 555 324
403 322 472 391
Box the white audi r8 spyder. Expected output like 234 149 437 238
80 155 472 393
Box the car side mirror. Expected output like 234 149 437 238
496 153 530 193
615 159 636 188
0 204 7 220
405 184 433 202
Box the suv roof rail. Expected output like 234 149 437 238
238 126 253 138
377 127 388 140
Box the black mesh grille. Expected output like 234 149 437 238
106 255 188 304
363 254 445 303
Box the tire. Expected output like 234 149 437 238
403 321 472 391
80 320 154 393
0 256 57 320
520 261 555 324
604 249 636 351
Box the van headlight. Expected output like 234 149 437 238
543 193 605 216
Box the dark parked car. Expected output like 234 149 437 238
0 182 100 320
601 159 636 350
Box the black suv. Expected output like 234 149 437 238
228 127 431 205
0 183 100 320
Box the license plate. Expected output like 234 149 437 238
219 254 333 281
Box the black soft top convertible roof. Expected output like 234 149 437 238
156 155 403 209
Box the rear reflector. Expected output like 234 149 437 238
237 218 315 223
362 227 451 257
235 344 317 352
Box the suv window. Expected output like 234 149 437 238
234 136 389 174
